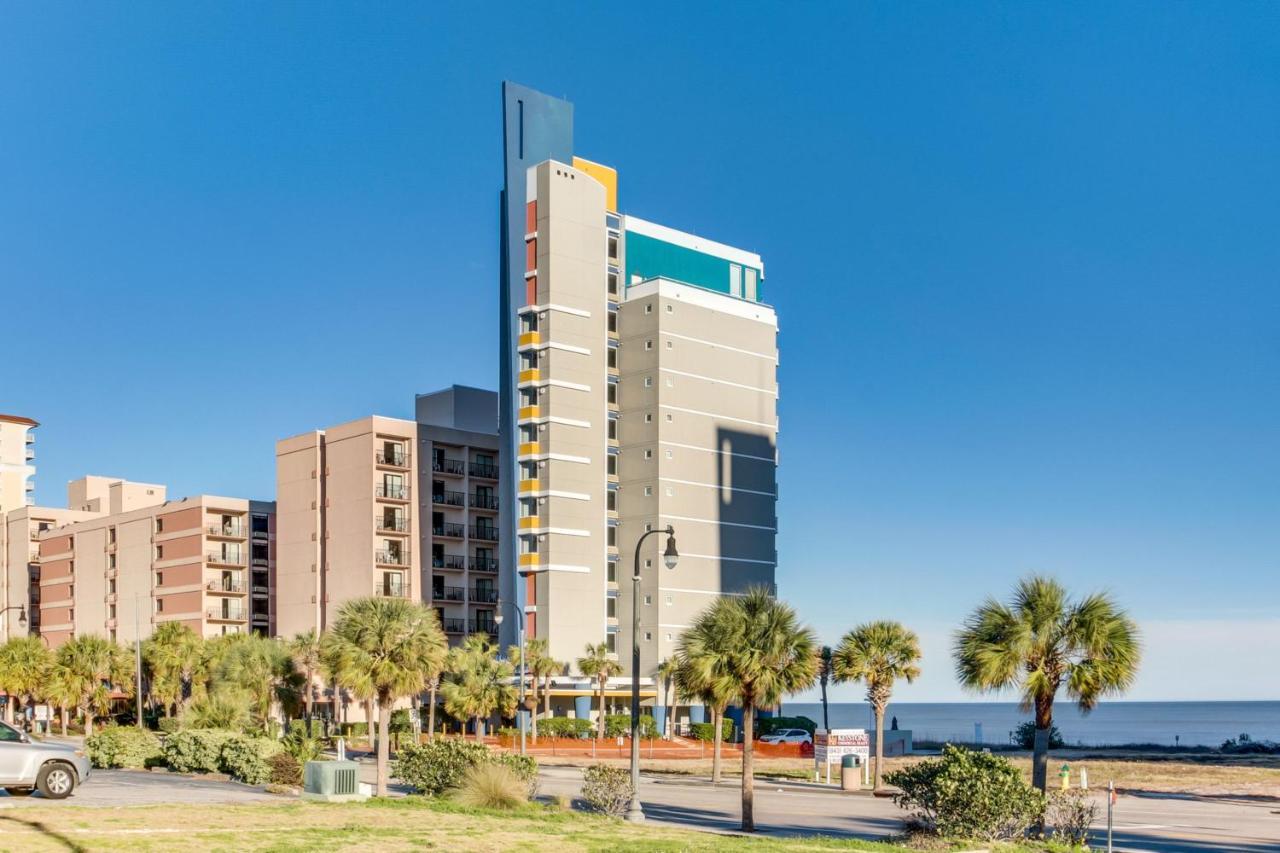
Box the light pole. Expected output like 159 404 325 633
626 525 678 823
494 600 526 755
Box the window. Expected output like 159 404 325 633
155 545 164 560
645 304 652 314
666 303 673 313
644 449 653 460
521 313 538 333
643 595 651 605
666 340 672 349
155 572 163 586
729 263 743 297
606 597 617 619
108 554 116 569
666 414 673 423
607 348 617 369
608 312 617 334
607 561 616 582
155 518 164 533
606 633 616 654
109 579 116 594
643 377 653 388
519 498 537 518
607 272 619 297
607 420 618 440
645 340 653 350
607 526 616 547
156 598 164 613
665 449 673 459
520 536 538 555
644 413 653 423
0 722 23 743
108 526 116 544
643 486 652 496
606 491 617 512
665 377 673 387
644 631 652 642
607 236 618 262
608 384 618 404
607 455 618 476
745 268 758 301
665 487 673 497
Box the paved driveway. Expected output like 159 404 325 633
0 769 276 807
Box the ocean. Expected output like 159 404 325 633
779 701 1280 748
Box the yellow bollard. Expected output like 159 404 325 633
1059 763 1071 790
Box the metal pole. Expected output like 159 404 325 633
1107 780 1114 853
626 528 658 823
134 593 144 729
518 607 526 756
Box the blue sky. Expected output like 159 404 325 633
4 3 1277 701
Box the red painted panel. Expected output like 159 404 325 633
525 572 536 605
525 277 537 305
525 239 536 272
525 200 537 234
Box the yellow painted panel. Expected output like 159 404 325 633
573 157 618 212
518 331 541 347
518 517 539 529
519 553 539 567
518 480 539 493
518 368 541 384
518 442 539 457
518 406 540 421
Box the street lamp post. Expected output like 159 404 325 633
626 525 678 823
494 601 527 756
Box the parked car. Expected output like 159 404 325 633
0 720 91 799
759 728 812 745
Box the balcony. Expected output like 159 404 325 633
442 617 466 635
207 580 245 594
207 609 245 622
376 517 410 534
468 620 499 639
518 517 540 531
207 552 246 567
375 549 410 567
470 556 498 573
517 331 541 348
518 442 539 458
470 493 499 511
469 462 499 480
207 524 246 539
375 484 410 501
251 555 269 567
432 585 465 603
433 554 466 570
251 527 269 540
432 490 465 507
376 450 409 468
432 458 466 476
432 522 465 539
251 584 269 595
517 405 540 422
469 525 499 542
470 587 498 604
518 368 541 385
376 585 408 599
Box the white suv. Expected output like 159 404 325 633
759 728 812 745
0 721 91 799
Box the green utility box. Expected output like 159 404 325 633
302 760 366 802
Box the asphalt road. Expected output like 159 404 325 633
536 765 1280 853
0 769 275 807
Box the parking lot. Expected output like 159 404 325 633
0 769 276 808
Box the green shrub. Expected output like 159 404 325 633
85 726 164 769
490 751 539 798
287 719 326 738
393 738 490 796
182 690 253 731
1014 720 1065 750
340 722 368 738
450 763 528 809
604 714 658 739
539 717 592 739
219 735 283 785
757 715 817 736
157 717 181 735
581 763 632 817
282 727 324 763
267 751 303 786
689 719 735 742
885 744 1045 841
389 709 414 734
1047 788 1097 846
496 726 520 738
163 729 238 774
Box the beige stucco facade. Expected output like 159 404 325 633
35 491 275 647
0 415 39 518
275 416 419 638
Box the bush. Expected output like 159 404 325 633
490 751 539 798
287 719 326 738
85 726 164 769
450 763 528 809
389 708 414 734
340 722 368 738
496 726 520 738
885 744 1045 841
690 719 735 743
1047 788 1097 846
757 715 817 736
157 717 181 735
539 717 593 739
1221 733 1280 754
581 763 632 817
219 735 283 785
1014 720 1065 750
282 727 324 764
163 729 237 774
182 690 253 731
393 738 490 796
267 751 303 787
604 714 658 739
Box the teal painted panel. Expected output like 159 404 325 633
624 231 764 301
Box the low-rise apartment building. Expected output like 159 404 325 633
37 493 276 647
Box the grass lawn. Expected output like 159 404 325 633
0 797 1076 852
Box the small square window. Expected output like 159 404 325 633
666 340 672 349
644 595 651 605
666 414 673 422
666 304 673 313
645 340 653 350
665 487 673 497
644 377 653 387
645 304 653 315
665 449 673 459
644 631 652 641
644 449 653 459
644 486 652 496
644 413 653 423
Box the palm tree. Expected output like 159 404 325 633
691 587 817 832
288 629 323 725
655 657 680 739
440 634 516 739
143 621 202 717
576 642 621 741
954 575 1140 792
530 641 562 738
324 597 447 797
217 634 298 733
41 664 78 736
509 637 554 743
831 621 922 791
676 607 740 785
817 646 833 732
56 635 133 737
424 672 440 739
0 637 52 726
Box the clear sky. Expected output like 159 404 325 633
4 3 1277 701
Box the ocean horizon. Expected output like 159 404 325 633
778 701 1280 747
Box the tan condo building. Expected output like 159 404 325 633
0 414 39 517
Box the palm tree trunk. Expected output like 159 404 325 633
873 703 886 791
60 706 68 736
3 696 12 725
820 678 829 732
597 680 606 741
375 698 391 798
85 708 95 738
530 683 539 744
427 684 437 740
365 698 375 746
711 707 723 784
543 677 551 729
1032 695 1053 793
741 702 755 832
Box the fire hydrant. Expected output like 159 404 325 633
1059 763 1071 790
